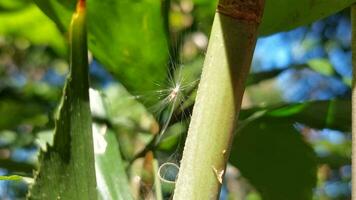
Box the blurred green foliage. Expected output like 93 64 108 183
0 1 65 55
34 0 168 93
0 0 352 199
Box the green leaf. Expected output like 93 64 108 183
230 117 317 200
246 64 305 87
102 84 157 132
307 58 334 76
93 123 133 200
0 158 35 174
230 99 350 200
0 3 66 54
28 3 97 199
0 0 29 11
240 100 351 132
153 159 164 200
157 100 350 158
100 84 158 161
89 88 133 199
193 0 355 36
32 0 355 94
33 0 168 93
157 123 186 152
267 100 350 132
0 175 23 181
32 89 135 199
260 0 356 35
0 98 48 130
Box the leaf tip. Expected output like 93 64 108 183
76 0 86 13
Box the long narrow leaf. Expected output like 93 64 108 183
28 1 97 199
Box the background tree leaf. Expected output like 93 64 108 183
230 117 317 200
0 3 66 54
0 0 30 11
93 124 133 200
98 84 158 161
230 99 350 200
157 100 350 157
32 0 356 95
193 0 356 36
0 98 48 130
240 100 351 132
33 0 169 93
260 0 356 35
0 175 23 181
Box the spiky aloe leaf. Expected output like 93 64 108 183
27 1 97 199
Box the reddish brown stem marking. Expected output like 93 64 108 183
217 0 264 23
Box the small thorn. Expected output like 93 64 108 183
212 166 224 184
222 150 226 155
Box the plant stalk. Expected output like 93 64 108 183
351 4 356 199
173 0 265 199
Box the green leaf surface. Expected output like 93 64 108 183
155 100 349 198
230 117 317 200
93 123 133 200
28 4 97 200
0 0 29 11
307 58 334 76
193 0 355 36
32 89 135 200
240 99 351 132
260 0 356 35
230 99 350 200
157 100 350 156
33 0 168 93
0 98 48 130
0 3 66 54
101 84 158 160
0 158 35 174
0 175 23 181
103 84 157 131
32 0 355 94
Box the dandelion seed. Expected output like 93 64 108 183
168 84 181 102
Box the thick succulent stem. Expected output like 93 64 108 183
173 0 265 199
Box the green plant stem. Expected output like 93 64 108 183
173 1 264 199
351 4 356 199
153 159 163 200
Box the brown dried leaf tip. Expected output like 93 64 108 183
217 0 265 23
76 0 86 13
